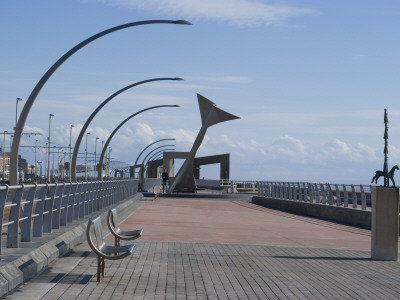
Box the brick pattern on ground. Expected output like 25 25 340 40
9 240 400 300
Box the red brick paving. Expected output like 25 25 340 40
120 198 374 250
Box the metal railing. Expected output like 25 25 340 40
0 179 138 254
256 181 374 210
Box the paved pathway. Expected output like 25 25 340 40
4 197 400 299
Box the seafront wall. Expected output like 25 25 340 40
252 196 371 229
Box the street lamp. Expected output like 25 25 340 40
34 139 38 180
52 145 56 181
69 125 74 180
132 138 176 178
94 137 99 178
10 19 191 186
2 131 8 184
47 114 54 182
15 98 23 130
70 77 183 182
85 132 91 181
97 105 180 180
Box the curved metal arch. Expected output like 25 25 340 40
139 147 174 185
132 138 176 178
144 150 175 177
10 19 191 185
97 105 179 180
70 77 182 181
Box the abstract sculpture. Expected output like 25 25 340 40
371 109 398 187
168 94 239 193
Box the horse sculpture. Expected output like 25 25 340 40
371 165 399 187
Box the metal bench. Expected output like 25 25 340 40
107 208 143 246
86 215 135 282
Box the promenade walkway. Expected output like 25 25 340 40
3 195 400 299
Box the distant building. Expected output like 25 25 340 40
0 152 33 183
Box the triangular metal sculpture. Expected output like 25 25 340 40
168 94 240 193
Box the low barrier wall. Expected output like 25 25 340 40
252 196 371 229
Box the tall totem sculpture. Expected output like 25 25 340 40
168 94 240 193
371 109 399 187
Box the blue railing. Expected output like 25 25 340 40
0 179 138 254
256 181 374 210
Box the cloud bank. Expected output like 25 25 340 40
103 0 319 26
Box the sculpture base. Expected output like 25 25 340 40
371 187 399 261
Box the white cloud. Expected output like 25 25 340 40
270 135 306 162
104 0 319 26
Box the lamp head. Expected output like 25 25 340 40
50 114 54 117
16 97 23 101
173 77 184 81
173 20 192 25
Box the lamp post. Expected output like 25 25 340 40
85 132 91 181
132 138 176 178
15 98 23 130
47 114 54 182
97 105 179 180
71 77 183 182
34 139 38 180
94 137 99 178
10 19 191 186
2 131 8 184
69 125 74 180
52 145 56 181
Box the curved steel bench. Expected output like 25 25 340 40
86 215 135 282
107 208 143 246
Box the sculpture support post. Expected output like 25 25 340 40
9 19 191 186
168 94 239 193
371 187 399 261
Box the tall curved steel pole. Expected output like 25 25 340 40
9 19 192 185
132 138 176 178
138 145 174 188
146 148 174 166
97 105 179 180
70 77 182 181
144 149 175 178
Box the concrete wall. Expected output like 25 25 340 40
252 196 371 229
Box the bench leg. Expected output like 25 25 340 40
115 236 120 247
97 256 106 282
97 256 101 282
102 257 105 278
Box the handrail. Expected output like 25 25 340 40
254 181 377 211
0 179 138 254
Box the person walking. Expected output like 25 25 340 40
162 169 169 193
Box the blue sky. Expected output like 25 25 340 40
1 0 400 184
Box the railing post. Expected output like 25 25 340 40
43 184 57 233
33 185 48 237
360 185 367 210
60 183 72 226
320 184 326 204
79 182 88 218
308 183 314 203
335 184 341 206
0 185 9 254
52 183 65 229
7 185 24 248
343 184 349 207
20 184 37 242
351 184 357 208
74 183 83 220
